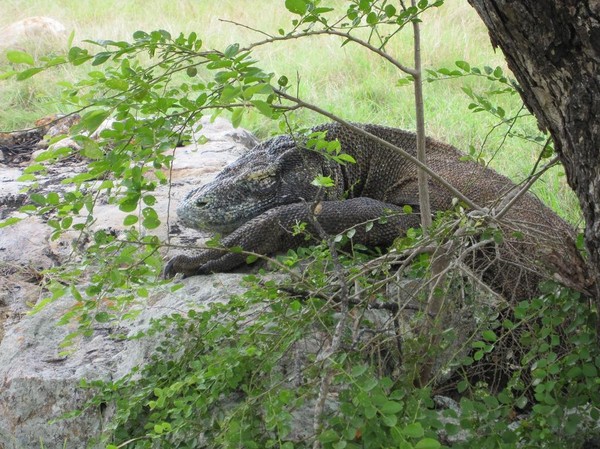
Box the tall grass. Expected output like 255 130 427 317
0 0 581 223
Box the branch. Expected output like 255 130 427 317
411 0 432 231
494 155 559 220
239 28 418 77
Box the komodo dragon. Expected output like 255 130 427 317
165 123 591 300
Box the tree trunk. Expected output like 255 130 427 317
467 1 600 303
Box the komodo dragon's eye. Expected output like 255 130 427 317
246 169 276 182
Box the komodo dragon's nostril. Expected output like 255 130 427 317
196 200 208 208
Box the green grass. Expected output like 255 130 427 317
0 0 581 224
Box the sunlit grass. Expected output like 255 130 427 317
0 0 581 223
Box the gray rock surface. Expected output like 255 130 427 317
0 117 257 449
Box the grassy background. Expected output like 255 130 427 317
0 0 581 223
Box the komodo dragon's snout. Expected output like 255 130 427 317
165 122 592 301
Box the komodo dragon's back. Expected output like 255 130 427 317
167 123 592 299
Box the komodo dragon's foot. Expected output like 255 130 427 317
163 254 198 278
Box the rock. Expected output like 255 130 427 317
0 274 247 449
0 119 257 449
0 17 67 53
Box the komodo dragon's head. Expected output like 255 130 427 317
177 134 340 233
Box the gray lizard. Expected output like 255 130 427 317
165 123 592 300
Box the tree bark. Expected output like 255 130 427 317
467 0 600 303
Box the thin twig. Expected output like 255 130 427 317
240 28 417 76
411 0 432 232
218 18 274 38
494 156 559 220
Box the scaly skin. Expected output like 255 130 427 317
166 123 592 299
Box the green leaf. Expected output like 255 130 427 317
30 193 47 205
0 70 17 80
81 140 103 159
244 82 273 98
23 163 46 174
415 438 441 449
61 217 73 229
482 330 497 342
361 377 378 391
358 0 371 12
16 67 43 80
381 401 403 415
68 46 91 65
311 176 334 188
119 196 140 213
186 66 198 77
381 413 397 427
142 207 161 229
133 30 149 40
366 12 378 25
105 78 129 91
123 215 138 226
337 153 356 164
397 75 414 86
0 217 22 228
515 396 528 409
364 405 377 419
45 56 67 67
582 363 598 377
404 422 424 438
95 312 111 323
278 75 288 87
46 192 60 205
285 0 308 15
351 364 368 377
79 109 110 133
457 380 468 393
7 50 34 66
143 195 156 206
384 4 397 17
319 429 339 443
92 52 111 66
220 85 240 102
251 100 273 117
224 43 240 58
231 108 244 128
455 60 470 72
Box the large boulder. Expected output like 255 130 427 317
0 117 257 449
0 17 67 53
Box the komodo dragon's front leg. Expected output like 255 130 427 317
164 197 420 278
